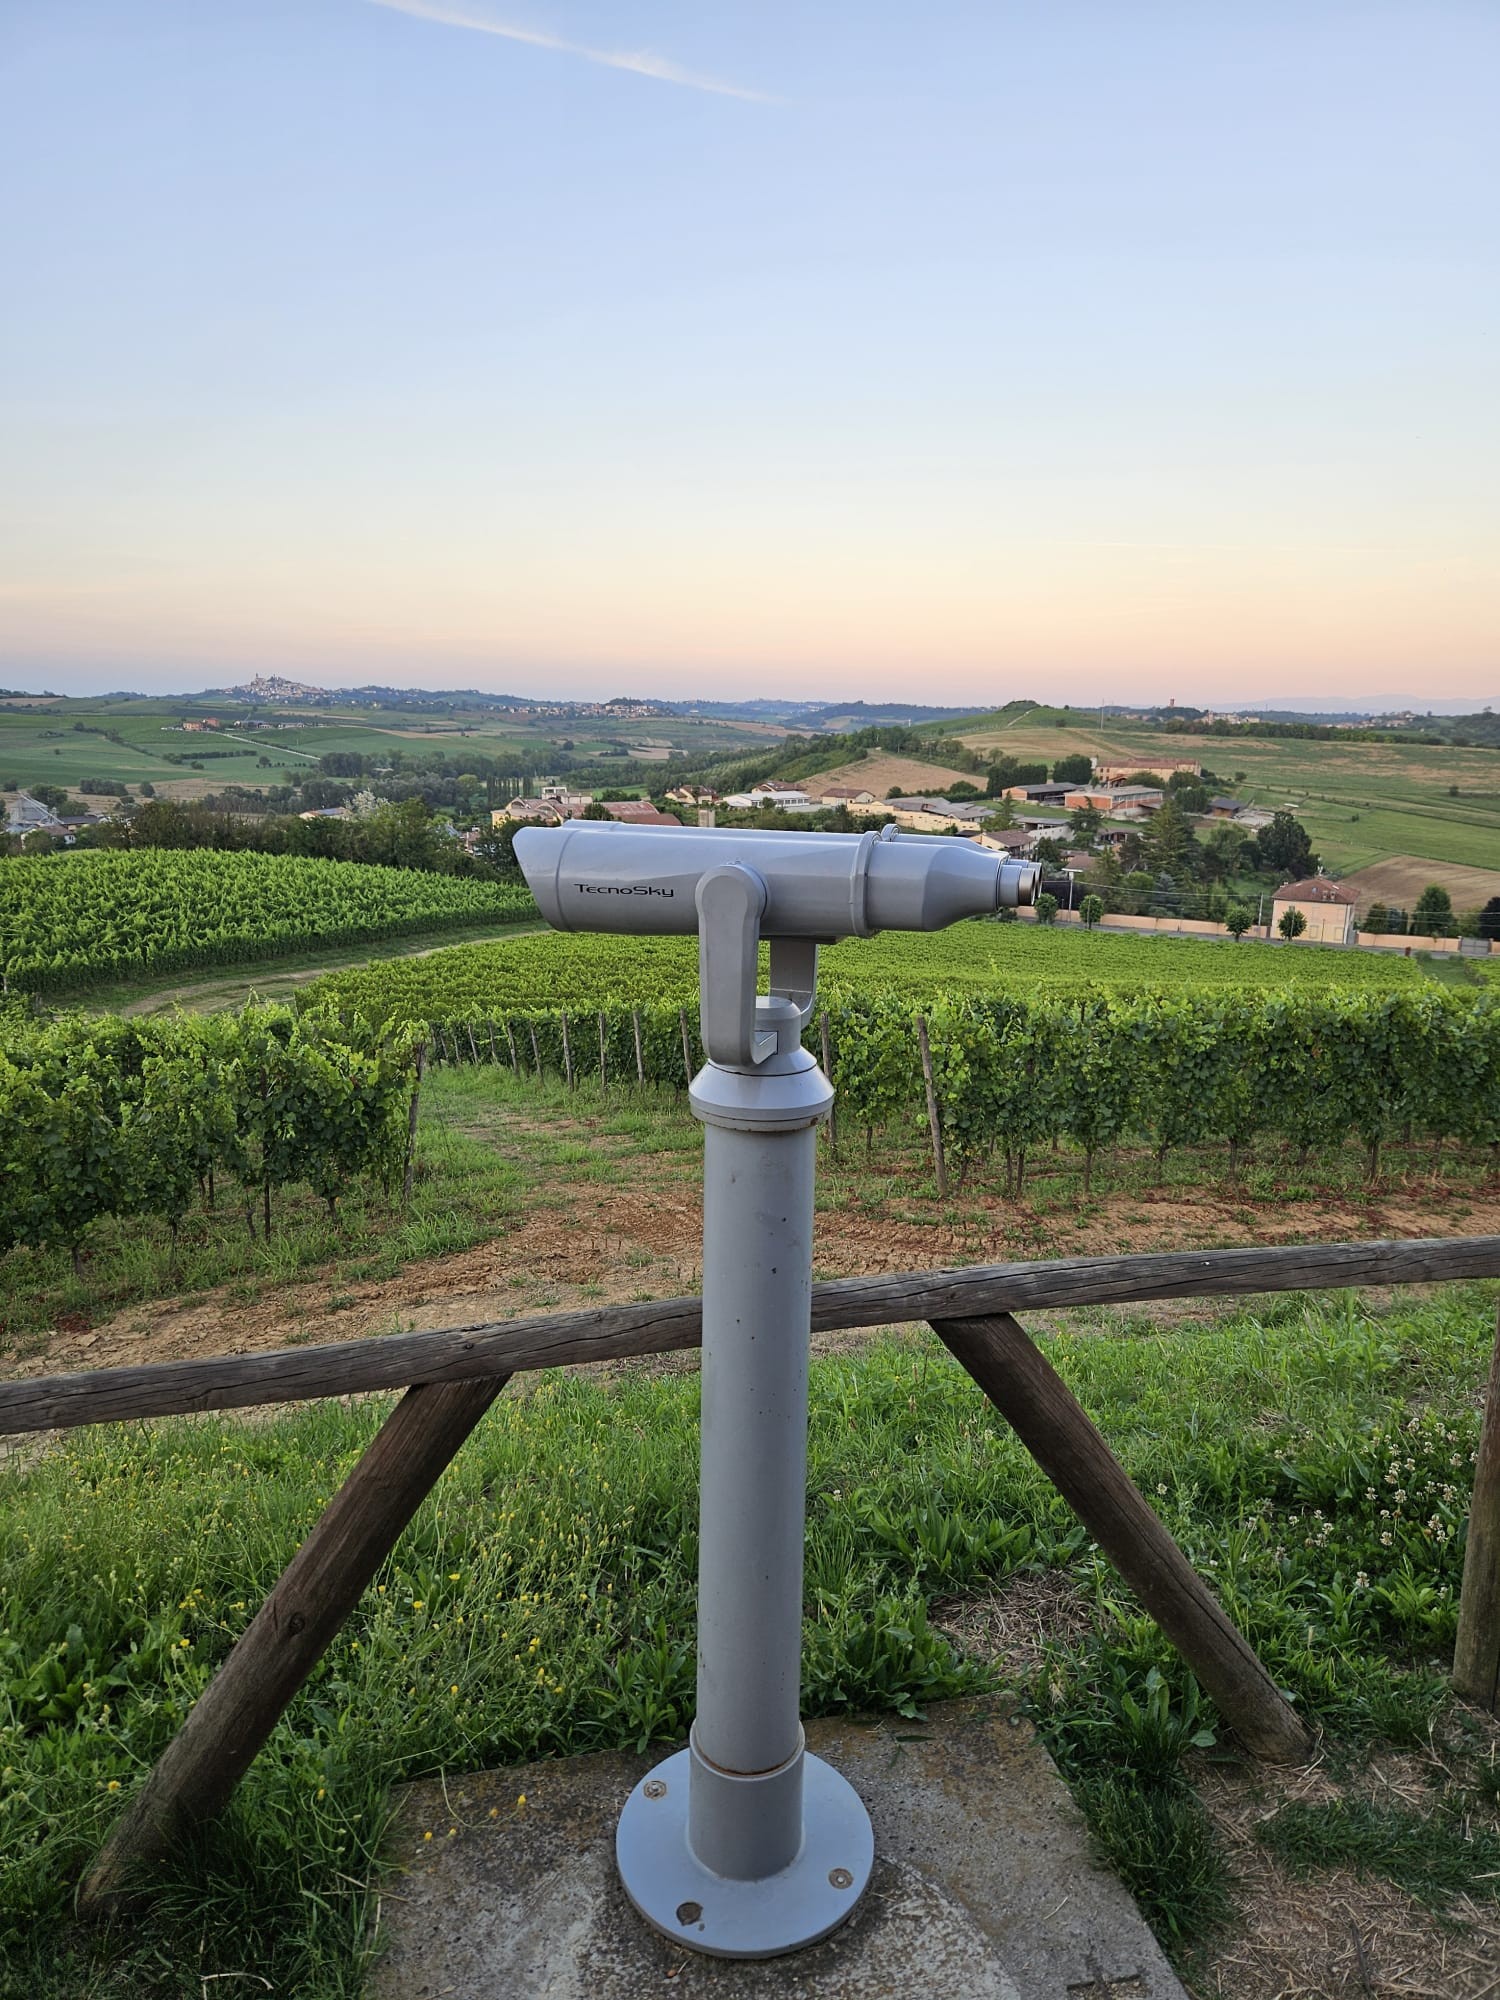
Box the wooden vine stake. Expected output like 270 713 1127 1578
679 1007 694 1088
78 1375 510 1914
820 1009 837 1158
597 1011 608 1090
400 1043 425 1210
916 1013 947 1199
1455 1304 1500 1711
935 1311 1311 1763
504 1019 519 1076
632 1007 645 1087
560 1013 574 1090
466 1022 480 1064
528 1022 542 1080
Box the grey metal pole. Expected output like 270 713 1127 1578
615 887 874 1958
691 1108 818 1876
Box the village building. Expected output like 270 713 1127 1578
495 798 567 826
977 825 1036 858
1270 876 1358 945
595 800 683 827
1092 759 1200 785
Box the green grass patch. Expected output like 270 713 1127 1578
2 1286 1496 1993
1257 1797 1500 1909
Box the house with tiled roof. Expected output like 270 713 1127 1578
1271 876 1357 945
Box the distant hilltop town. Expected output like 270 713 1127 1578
206 677 674 720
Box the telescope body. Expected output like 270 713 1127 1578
514 821 1038 939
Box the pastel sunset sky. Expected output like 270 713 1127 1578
2 2 1496 705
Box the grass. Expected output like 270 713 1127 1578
1 1285 1496 1996
1257 1797 1500 1910
93 920 546 1017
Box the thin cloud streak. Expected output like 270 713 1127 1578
363 0 777 102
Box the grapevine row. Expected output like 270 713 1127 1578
0 850 536 994
415 988 1500 1185
0 1007 419 1265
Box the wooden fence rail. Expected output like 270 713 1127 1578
16 1233 1493 1912
6 1236 1496 1437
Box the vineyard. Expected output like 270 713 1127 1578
0 1007 418 1264
394 986 1499 1194
304 918 1428 1024
0 850 535 994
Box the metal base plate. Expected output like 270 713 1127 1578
615 1748 875 1960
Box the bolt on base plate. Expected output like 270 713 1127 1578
615 1749 875 1960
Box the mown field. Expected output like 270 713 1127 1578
0 850 533 993
305 918 1429 1023
936 713 1500 880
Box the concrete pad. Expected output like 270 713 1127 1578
367 1697 1187 2000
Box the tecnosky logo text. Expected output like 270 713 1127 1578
576 883 676 896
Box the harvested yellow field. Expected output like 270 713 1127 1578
793 751 979 798
1339 855 1500 912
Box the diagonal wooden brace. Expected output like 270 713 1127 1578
78 1375 508 1916
932 1312 1311 1764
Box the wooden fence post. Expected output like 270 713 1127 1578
916 1014 947 1199
934 1311 1311 1763
632 1008 645 1087
1455 1306 1500 1711
77 1375 509 1915
400 1043 426 1210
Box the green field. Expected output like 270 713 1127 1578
942 712 1500 879
0 694 781 800
304 918 1427 1024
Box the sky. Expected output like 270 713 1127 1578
2 1 1497 708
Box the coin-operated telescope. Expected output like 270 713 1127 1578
515 822 1038 1959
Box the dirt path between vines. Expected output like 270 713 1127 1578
10 1156 1497 1388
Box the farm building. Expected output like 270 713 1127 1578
1271 876 1358 945
1002 782 1071 806
1063 785 1164 813
748 781 813 807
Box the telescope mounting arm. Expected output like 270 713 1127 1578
695 865 821 1070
